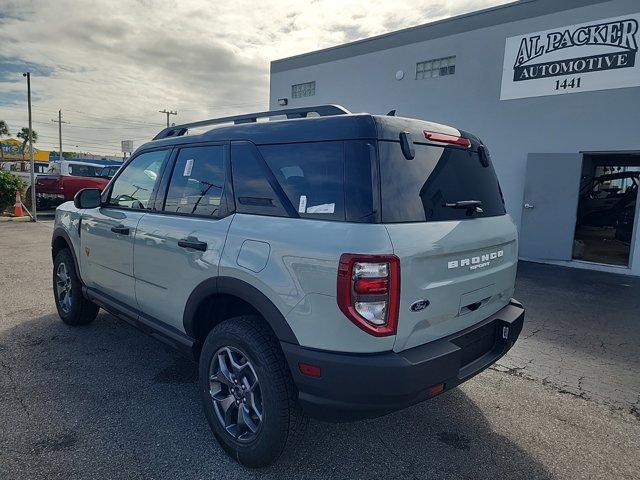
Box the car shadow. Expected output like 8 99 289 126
0 312 550 480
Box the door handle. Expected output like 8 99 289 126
524 203 535 209
111 225 130 235
178 238 207 251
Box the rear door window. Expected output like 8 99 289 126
258 142 345 221
231 141 290 217
379 141 506 223
164 145 227 217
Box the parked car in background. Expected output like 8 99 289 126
35 160 120 211
0 160 50 186
576 171 639 228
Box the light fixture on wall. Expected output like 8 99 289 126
278 98 288 106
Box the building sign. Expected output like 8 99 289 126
121 140 133 153
0 138 50 161
500 14 640 100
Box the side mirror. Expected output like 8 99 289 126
74 188 102 209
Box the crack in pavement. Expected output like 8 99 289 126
490 363 639 421
0 359 30 417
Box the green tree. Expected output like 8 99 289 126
0 169 26 214
16 127 38 160
0 120 9 161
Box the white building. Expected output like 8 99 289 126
270 0 640 276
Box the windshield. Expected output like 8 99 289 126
379 141 506 223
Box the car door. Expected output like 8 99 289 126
80 149 170 307
133 143 234 332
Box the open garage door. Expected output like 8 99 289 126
520 153 582 261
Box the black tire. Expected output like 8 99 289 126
199 315 307 468
53 248 99 326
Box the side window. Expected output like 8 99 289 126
258 141 345 221
231 141 289 217
69 164 101 177
163 145 226 217
108 150 167 209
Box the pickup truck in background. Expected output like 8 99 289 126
35 160 121 211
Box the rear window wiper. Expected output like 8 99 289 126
443 200 484 215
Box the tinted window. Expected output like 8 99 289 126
259 142 345 221
164 145 226 217
379 141 505 222
345 141 378 223
101 166 119 178
109 150 167 209
231 142 289 217
69 164 102 177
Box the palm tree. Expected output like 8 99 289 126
0 120 9 161
16 127 38 161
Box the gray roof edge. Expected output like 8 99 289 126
271 0 606 73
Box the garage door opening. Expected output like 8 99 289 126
573 153 639 266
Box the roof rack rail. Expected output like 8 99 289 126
153 104 351 140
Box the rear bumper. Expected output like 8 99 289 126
281 299 524 422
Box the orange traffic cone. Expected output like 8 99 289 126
13 191 24 217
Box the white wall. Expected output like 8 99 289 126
270 0 640 275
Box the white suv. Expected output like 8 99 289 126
51 105 524 467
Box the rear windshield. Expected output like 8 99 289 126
379 141 505 223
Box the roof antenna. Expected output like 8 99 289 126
387 109 396 116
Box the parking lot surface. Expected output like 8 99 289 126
1 220 638 480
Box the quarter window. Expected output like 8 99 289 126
416 56 456 79
291 81 316 98
164 145 227 217
108 150 167 209
259 142 345 221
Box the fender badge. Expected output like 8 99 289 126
410 299 430 312
85 247 90 257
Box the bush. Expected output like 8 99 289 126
0 170 27 214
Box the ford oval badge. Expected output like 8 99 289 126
410 299 430 312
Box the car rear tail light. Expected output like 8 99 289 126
337 254 400 336
423 131 471 148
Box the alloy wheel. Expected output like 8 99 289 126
55 262 73 314
209 346 263 442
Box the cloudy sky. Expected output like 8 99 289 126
0 0 507 156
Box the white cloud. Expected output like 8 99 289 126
0 0 508 155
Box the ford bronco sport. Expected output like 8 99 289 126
51 105 524 467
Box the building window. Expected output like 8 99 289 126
416 56 456 79
291 81 316 98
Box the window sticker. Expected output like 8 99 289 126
306 203 335 214
183 158 194 176
298 195 307 213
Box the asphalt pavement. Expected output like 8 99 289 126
0 219 638 479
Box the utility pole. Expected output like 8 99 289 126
159 109 177 127
23 72 36 222
51 109 69 162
